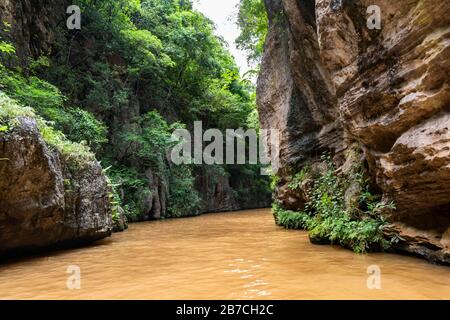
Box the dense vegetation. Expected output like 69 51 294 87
273 154 396 253
0 92 95 169
0 0 271 223
236 0 268 66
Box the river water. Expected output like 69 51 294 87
0 209 449 299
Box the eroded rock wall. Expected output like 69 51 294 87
0 118 112 255
0 0 69 65
258 0 449 263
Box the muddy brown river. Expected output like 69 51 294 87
0 209 449 299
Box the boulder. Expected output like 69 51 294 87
0 118 112 255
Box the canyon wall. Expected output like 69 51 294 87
0 0 271 254
258 0 449 263
0 116 112 255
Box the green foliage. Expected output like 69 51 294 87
47 0 260 130
1 0 271 221
38 123 95 168
0 64 108 152
270 173 280 191
29 56 50 72
0 92 35 128
0 65 65 110
113 110 201 219
167 164 201 218
103 166 127 226
0 60 93 163
0 27 16 64
236 0 268 63
131 111 201 217
359 182 396 217
105 165 148 221
246 106 260 131
227 163 272 207
123 111 181 169
0 92 95 168
288 164 310 190
120 28 174 73
274 154 396 253
54 108 108 152
274 204 310 229
85 63 130 113
0 41 15 54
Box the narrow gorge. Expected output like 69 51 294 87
0 0 449 301
0 0 271 255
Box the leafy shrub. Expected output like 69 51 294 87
52 108 108 152
269 172 280 191
104 167 123 225
116 110 201 219
0 64 108 151
123 111 180 170
288 164 310 190
104 164 149 221
0 92 95 168
236 0 268 63
167 164 201 218
0 31 16 65
274 204 310 229
0 41 15 55
274 154 395 253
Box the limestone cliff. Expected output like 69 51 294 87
258 0 449 263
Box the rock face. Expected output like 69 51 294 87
196 168 238 213
195 166 272 213
258 0 449 263
0 118 112 255
0 0 68 65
